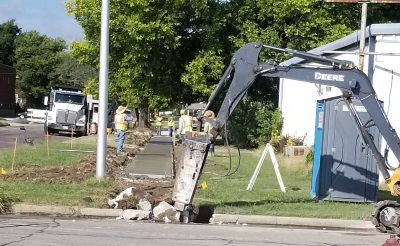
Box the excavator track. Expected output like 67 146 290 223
371 200 400 235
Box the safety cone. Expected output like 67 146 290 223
1 168 6 175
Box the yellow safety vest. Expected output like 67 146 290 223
115 113 127 131
181 115 192 133
156 117 163 126
168 120 173 126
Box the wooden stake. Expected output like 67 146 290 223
12 137 17 171
46 131 50 158
71 129 74 149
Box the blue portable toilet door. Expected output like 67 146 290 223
325 99 373 202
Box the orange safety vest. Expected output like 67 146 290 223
115 113 127 131
181 115 192 133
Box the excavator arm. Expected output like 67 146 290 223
172 42 400 233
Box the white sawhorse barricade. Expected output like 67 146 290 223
246 143 286 192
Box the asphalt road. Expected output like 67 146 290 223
0 123 77 149
0 216 392 246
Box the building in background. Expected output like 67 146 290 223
0 63 16 117
279 23 400 179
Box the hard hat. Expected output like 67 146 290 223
204 110 215 119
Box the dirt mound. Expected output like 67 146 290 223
105 142 184 210
0 129 153 183
107 179 175 209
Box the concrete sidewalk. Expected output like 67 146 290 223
124 130 173 178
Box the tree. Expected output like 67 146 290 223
180 0 400 148
0 19 21 66
67 0 209 127
14 31 66 108
66 0 400 136
56 52 97 87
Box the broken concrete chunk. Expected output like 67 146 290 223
108 187 136 209
163 216 172 223
122 209 139 220
153 201 176 220
137 199 152 212
122 209 150 220
137 210 151 221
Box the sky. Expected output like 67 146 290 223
0 0 84 44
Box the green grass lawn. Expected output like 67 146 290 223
0 178 116 208
0 139 396 220
193 146 389 220
0 137 114 210
0 138 96 171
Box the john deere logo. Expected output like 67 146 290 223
315 72 344 82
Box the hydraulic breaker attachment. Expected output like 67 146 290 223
172 133 210 223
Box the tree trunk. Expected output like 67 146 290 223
137 99 150 128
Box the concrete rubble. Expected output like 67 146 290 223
152 201 177 222
109 191 180 222
120 209 151 221
137 199 152 212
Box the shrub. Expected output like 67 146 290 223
224 100 283 149
269 133 304 153
0 194 15 214
306 147 314 164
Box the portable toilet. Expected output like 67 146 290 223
310 96 380 203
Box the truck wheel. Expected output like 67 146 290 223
44 125 55 135
48 129 55 135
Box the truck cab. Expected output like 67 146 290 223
44 84 89 135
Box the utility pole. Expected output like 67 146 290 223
326 0 400 71
96 0 110 180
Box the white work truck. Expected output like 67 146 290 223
44 84 90 135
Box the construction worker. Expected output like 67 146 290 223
114 105 134 154
180 108 186 116
156 116 163 136
203 110 216 156
177 109 192 142
167 117 174 137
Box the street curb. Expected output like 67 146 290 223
12 204 123 217
11 204 375 230
13 204 81 216
210 214 376 229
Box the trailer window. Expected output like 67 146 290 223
55 93 84 105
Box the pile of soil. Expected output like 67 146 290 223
1 128 186 209
107 143 184 209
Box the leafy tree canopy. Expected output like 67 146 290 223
66 0 400 141
0 19 21 66
14 31 66 108
67 0 209 126
56 52 97 87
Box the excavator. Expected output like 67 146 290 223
172 42 400 234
